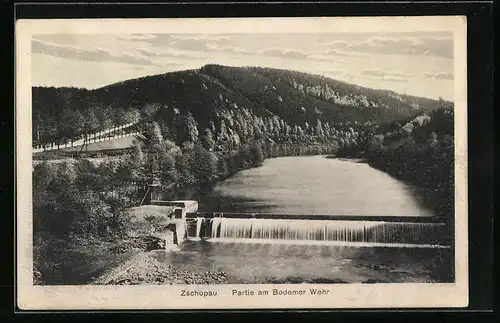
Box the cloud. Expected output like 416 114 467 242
32 39 155 66
424 72 454 80
139 34 235 52
134 47 208 60
116 34 158 41
135 47 165 57
170 34 231 42
322 35 453 59
259 48 309 60
320 68 351 79
169 39 209 51
135 34 310 58
320 49 369 57
202 43 253 56
362 69 412 82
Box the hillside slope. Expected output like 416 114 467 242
32 64 452 146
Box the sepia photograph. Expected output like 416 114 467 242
16 16 468 309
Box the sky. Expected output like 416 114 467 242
31 32 454 101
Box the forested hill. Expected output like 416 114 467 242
32 64 452 146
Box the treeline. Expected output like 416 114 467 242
32 64 450 147
32 87 144 146
337 106 455 221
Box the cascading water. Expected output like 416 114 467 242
197 218 449 248
195 217 203 239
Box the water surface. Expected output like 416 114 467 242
197 156 433 216
154 241 453 283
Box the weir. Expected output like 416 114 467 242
184 213 451 248
143 198 451 248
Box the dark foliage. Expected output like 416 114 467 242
32 65 450 147
337 106 454 225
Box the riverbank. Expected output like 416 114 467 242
366 157 454 223
91 251 229 285
325 155 368 163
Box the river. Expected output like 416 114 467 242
196 155 433 216
159 156 453 284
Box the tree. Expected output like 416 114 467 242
158 149 178 185
267 117 274 136
185 112 199 144
304 122 310 134
144 153 160 184
230 130 241 149
249 143 265 167
201 128 216 151
284 124 291 138
428 132 438 147
190 142 217 185
126 144 145 181
217 120 230 150
146 121 166 155
128 110 141 124
253 124 263 141
164 139 182 157
181 141 195 153
61 109 83 143
85 109 100 135
272 116 281 137
216 155 229 179
323 122 331 136
296 125 305 138
315 119 325 137
142 103 161 121
208 120 216 133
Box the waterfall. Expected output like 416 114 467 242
204 218 449 247
195 217 203 239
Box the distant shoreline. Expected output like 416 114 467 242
325 155 368 163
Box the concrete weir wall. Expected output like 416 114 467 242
149 200 199 246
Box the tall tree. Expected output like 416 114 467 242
185 112 199 144
190 143 217 184
201 128 216 151
316 119 325 137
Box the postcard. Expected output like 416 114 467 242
16 16 468 310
